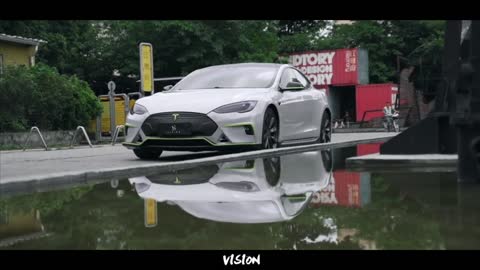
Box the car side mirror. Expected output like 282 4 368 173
163 85 173 91
280 81 304 91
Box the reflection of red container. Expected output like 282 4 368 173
357 143 381 156
311 170 371 208
333 171 361 207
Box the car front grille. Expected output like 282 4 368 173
141 112 218 137
145 165 219 185
141 139 212 147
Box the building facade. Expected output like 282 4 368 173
289 48 398 124
0 33 45 74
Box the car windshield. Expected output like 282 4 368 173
172 65 279 90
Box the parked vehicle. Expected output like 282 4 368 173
123 63 331 159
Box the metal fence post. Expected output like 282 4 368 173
23 126 48 151
95 114 102 142
109 91 116 138
70 126 93 148
112 125 125 145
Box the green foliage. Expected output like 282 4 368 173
278 20 328 36
327 21 397 82
0 64 102 131
277 20 331 54
95 20 280 93
0 20 445 94
276 20 445 84
0 185 93 217
311 174 444 249
0 21 101 82
313 20 445 83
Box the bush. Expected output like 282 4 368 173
0 64 102 132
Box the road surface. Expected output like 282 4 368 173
0 132 395 185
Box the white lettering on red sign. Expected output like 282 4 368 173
289 52 336 85
291 52 335 66
348 184 359 205
345 49 357 72
308 73 334 85
311 178 338 205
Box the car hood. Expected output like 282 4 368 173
136 88 271 114
176 200 289 223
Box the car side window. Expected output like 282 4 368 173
279 68 311 90
279 69 293 89
279 68 305 90
292 69 310 88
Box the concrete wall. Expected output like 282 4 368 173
0 130 76 148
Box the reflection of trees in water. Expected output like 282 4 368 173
0 186 93 249
1 176 446 249
303 175 444 250
0 186 93 217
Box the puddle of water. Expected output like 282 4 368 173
1 144 478 250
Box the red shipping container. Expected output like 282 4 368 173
289 48 369 88
356 83 398 122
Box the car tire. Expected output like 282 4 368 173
261 107 279 149
133 149 162 160
263 156 281 186
318 110 332 143
321 149 333 172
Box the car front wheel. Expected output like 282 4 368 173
318 111 332 143
261 108 279 149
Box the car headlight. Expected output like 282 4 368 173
131 103 148 115
135 183 150 193
213 101 257 114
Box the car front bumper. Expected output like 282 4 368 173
122 109 264 151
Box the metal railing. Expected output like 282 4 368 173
23 126 48 151
358 106 414 128
111 125 125 145
70 126 93 148
359 109 384 128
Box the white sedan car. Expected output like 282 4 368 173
123 63 331 159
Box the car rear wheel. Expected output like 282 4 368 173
261 108 279 149
133 149 162 160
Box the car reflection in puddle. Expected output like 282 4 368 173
129 150 333 224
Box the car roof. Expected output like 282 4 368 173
199 63 288 70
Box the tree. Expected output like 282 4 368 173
96 20 280 94
278 20 328 36
0 20 445 93
309 20 445 84
277 20 331 54
0 21 100 76
0 64 102 131
0 20 106 91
